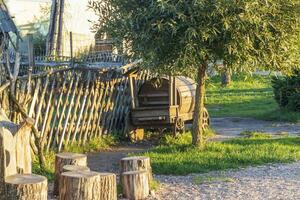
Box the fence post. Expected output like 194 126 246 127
27 34 34 94
69 32 73 67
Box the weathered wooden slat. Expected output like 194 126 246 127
71 71 91 144
82 78 100 143
58 75 79 151
47 74 67 151
34 76 49 129
78 74 95 143
90 82 104 139
40 78 56 150
64 76 84 146
28 79 41 118
52 72 75 149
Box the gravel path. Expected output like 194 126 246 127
147 162 300 200
211 117 300 139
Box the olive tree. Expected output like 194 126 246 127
89 0 300 147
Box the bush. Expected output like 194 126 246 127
272 71 300 112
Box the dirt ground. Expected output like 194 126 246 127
88 143 153 173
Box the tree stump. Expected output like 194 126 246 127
98 173 117 200
59 171 101 200
120 156 152 183
121 170 149 200
54 152 87 196
5 174 47 200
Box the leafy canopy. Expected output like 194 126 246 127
90 0 300 75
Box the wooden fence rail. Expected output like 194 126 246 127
0 65 149 152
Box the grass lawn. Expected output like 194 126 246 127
206 74 300 123
140 133 300 175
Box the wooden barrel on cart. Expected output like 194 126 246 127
131 76 209 129
138 76 196 115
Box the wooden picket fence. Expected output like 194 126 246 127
0 64 150 152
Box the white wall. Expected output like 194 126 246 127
6 0 97 55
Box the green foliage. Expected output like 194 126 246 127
90 0 300 74
64 136 118 153
32 151 55 181
150 180 161 191
159 130 215 146
206 74 300 122
139 133 300 175
271 71 300 112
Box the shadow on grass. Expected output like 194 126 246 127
206 87 273 96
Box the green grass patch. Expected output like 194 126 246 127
159 129 215 146
239 131 272 139
32 151 55 181
140 133 300 175
192 175 235 184
206 74 300 123
64 135 118 153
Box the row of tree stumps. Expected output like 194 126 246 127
54 153 152 200
0 108 152 200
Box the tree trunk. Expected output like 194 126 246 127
192 63 207 147
59 171 101 200
98 173 117 200
54 152 87 196
5 174 47 200
121 170 149 200
47 0 59 56
221 67 231 87
56 0 65 57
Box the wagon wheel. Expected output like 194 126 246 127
202 107 210 130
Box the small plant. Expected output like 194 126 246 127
272 71 300 112
239 131 272 139
32 151 55 181
150 180 161 191
159 130 216 146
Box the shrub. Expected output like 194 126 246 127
271 71 300 112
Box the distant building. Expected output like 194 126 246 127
5 0 100 55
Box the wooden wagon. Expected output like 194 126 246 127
128 73 209 135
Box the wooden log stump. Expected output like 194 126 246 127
5 174 47 200
59 171 101 200
121 170 149 200
54 152 87 196
120 156 152 183
98 173 117 200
